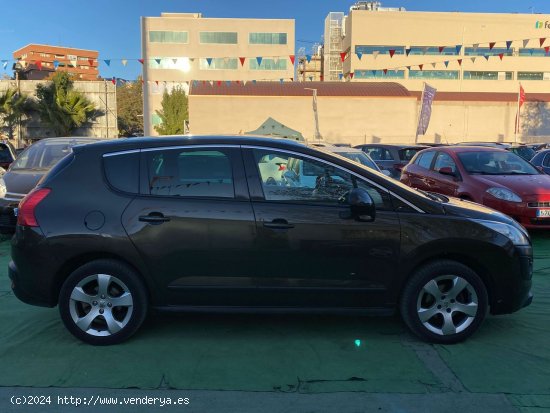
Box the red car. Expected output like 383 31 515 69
401 146 550 229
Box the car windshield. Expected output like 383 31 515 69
337 151 379 170
399 148 423 161
11 139 96 170
457 151 539 175
0 145 13 163
510 146 536 161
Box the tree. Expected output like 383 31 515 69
0 88 35 140
154 86 188 135
35 72 98 136
117 77 143 137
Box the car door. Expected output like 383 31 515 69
243 147 401 308
405 151 437 190
121 145 259 306
430 152 461 197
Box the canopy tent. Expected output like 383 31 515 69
245 117 304 141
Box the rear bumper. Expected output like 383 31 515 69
0 198 17 234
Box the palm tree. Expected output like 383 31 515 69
0 88 35 140
35 72 98 136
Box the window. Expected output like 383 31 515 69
409 70 459 80
149 57 191 71
249 32 287 44
67 54 77 60
363 147 393 161
433 152 457 174
518 72 546 81
399 148 424 162
199 58 238 70
463 71 513 80
416 151 436 169
464 47 513 57
149 31 188 43
253 149 391 209
249 58 287 70
543 153 550 167
519 48 550 57
355 45 406 55
147 149 235 198
103 152 139 194
354 70 405 79
78 56 89 61
199 32 238 44
408 46 459 56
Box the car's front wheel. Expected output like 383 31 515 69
400 260 488 344
59 259 148 345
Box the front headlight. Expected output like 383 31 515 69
486 187 522 203
471 219 530 246
0 177 6 198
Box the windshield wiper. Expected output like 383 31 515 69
417 189 441 201
503 171 533 175
467 170 499 175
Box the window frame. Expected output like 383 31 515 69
432 151 462 180
415 151 437 170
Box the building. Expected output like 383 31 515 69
339 2 550 93
322 12 345 81
12 44 99 81
298 44 323 82
141 12 295 135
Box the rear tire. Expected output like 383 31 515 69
400 260 488 344
59 259 148 345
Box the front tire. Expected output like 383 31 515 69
400 260 488 344
59 259 148 345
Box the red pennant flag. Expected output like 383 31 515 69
340 52 347 62
389 49 396 58
457 59 463 66
489 42 496 50
289 55 295 65
202 80 206 85
111 77 116 85
88 59 94 67
138 58 144 64
290 77 294 82
540 38 547 47
419 64 424 71
320 75 324 81
239 57 246 66
545 46 550 54
383 69 388 74
498 53 504 61
438 46 445 53
236 80 240 84
155 80 159 85
349 72 354 79
35 60 42 70
217 80 222 87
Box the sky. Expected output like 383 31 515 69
1 0 549 80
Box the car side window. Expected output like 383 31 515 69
146 148 235 198
252 149 392 209
433 152 457 174
364 147 393 161
544 153 550 167
416 151 436 169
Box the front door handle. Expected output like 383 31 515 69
139 212 170 225
263 218 295 230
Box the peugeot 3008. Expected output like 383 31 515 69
9 136 533 345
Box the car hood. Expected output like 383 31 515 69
3 169 47 196
442 196 520 227
473 174 550 196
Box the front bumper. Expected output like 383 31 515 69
482 197 550 229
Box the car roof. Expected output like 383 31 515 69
356 144 428 149
426 146 509 153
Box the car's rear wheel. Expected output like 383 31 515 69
59 259 148 345
400 260 488 344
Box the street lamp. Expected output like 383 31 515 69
12 62 24 149
304 88 322 141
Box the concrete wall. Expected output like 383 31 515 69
0 79 117 143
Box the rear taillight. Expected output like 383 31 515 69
17 188 51 227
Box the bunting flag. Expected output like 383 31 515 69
540 38 547 47
371 70 377 76
217 80 222 87
498 53 504 61
373 51 379 59
122 59 128 66
470 57 477 63
438 46 445 53
419 64 424 71
53 60 59 69
416 83 437 138
256 56 263 66
209 80 214 86
506 40 513 50
155 59 161 65
389 49 396 58
308 76 313 81
1 60 7 70
422 47 429 55
88 59 94 67
138 58 144 64
406 66 411 71
405 48 411 56
523 39 529 48
304 55 311 63
35 60 42 70
104 60 111 66
383 69 388 75
484 55 490 61
252 80 257 84
172 58 178 65
455 45 462 54
457 59 463 66
350 72 354 79
472 43 479 51
206 58 213 66
226 81 231 86
431 62 437 68
280 78 284 84
545 46 550 55
338 73 343 80
239 57 246 66
444 61 449 68
70 60 77 68
489 42 496 50
340 52 347 62
155 80 159 86
243 80 247 86
111 77 116 85
289 55 295 65
356 52 363 60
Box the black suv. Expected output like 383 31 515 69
9 136 533 345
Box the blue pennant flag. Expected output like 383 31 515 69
155 58 161 65
338 73 343 80
484 55 490 61
455 45 462 55
104 59 111 66
306 55 312 63
226 80 231 86
372 70 377 76
206 58 213 66
356 52 363 60
506 40 513 50
405 48 411 56
280 78 284 84
256 57 263 66
444 61 449 68
193 80 199 87
53 60 59 69
2 60 7 70
252 79 257 84
308 76 313 81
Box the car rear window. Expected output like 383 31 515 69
0 145 13 163
399 148 423 161
103 152 140 194
11 139 98 170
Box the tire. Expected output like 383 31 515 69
59 259 148 345
400 260 488 344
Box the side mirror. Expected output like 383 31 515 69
439 167 456 177
344 188 376 222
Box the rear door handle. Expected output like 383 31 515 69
139 212 170 225
263 219 295 230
